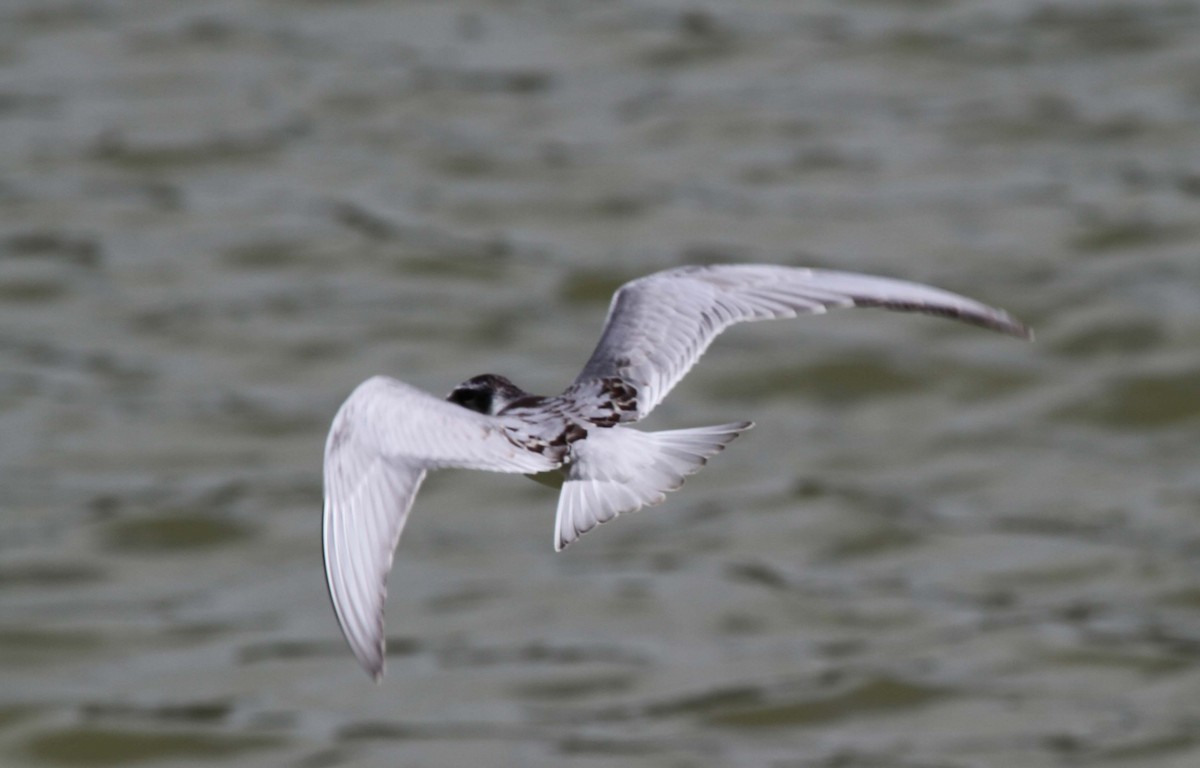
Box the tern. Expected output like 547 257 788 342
323 264 1030 678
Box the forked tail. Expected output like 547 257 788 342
554 421 753 550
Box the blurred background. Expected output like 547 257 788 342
2 1 1199 766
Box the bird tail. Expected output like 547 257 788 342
553 421 753 551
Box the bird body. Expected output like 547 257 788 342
322 264 1030 679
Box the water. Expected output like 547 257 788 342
2 1 1200 766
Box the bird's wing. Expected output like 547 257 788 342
571 264 1030 419
323 376 557 680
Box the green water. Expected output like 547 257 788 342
2 1 1199 766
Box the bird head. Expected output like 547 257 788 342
446 374 529 415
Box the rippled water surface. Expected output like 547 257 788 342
3 1 1200 766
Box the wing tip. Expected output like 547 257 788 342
361 645 386 682
943 307 1033 341
986 309 1033 341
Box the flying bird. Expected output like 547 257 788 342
323 264 1030 679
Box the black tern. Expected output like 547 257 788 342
323 264 1031 678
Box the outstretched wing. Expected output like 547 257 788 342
571 265 1030 420
323 376 557 680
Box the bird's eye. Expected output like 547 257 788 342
449 388 491 414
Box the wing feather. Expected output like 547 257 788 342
322 376 556 679
572 264 1030 419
